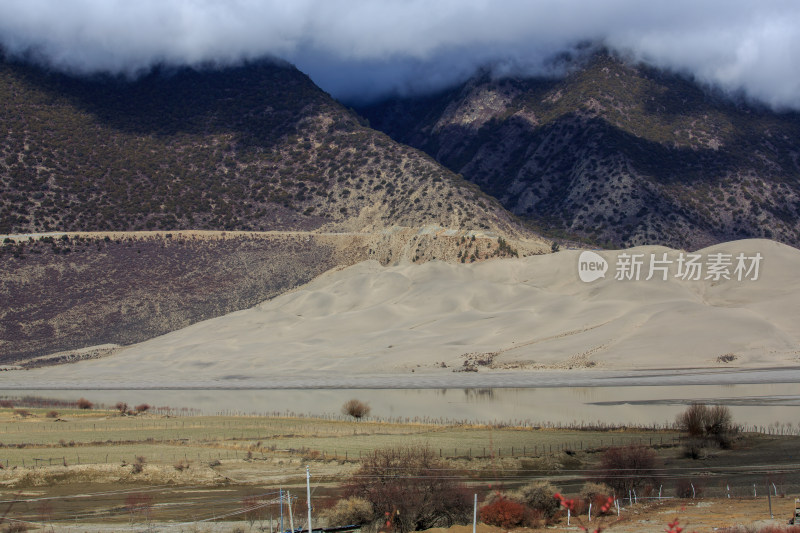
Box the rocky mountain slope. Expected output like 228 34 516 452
360 53 800 249
0 53 526 238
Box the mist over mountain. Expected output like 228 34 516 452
1 1 799 109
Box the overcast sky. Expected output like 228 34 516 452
1 0 799 108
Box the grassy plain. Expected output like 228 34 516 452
0 406 797 532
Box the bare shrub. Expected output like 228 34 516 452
76 398 93 410
580 481 613 503
600 445 657 494
674 479 703 498
324 497 374 527
173 460 190 472
45 410 58 418
0 400 14 408
346 446 471 532
512 480 560 518
115 402 128 414
705 405 733 436
131 456 146 474
2 522 29 532
676 403 707 437
676 403 734 452
341 399 371 420
13 410 31 418
135 403 150 414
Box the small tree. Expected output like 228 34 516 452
676 403 708 437
115 402 129 414
76 398 93 410
600 445 657 494
676 403 734 451
341 399 371 420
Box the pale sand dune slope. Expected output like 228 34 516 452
4 239 799 387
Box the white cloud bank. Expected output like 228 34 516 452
1 0 799 107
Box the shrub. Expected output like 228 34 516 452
513 480 561 518
341 399 371 420
479 495 527 528
600 445 657 494
0 400 14 408
46 410 58 418
676 403 734 451
580 481 613 505
676 403 706 437
676 403 733 438
115 402 128 414
674 479 703 499
135 403 150 414
131 456 146 474
346 446 471 532
173 460 190 472
2 522 29 532
76 398 93 410
324 497 374 527
705 405 733 436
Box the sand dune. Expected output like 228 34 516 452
3 239 799 388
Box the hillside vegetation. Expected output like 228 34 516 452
361 52 800 249
0 54 524 237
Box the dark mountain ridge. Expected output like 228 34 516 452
360 53 800 249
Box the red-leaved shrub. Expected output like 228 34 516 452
479 496 527 529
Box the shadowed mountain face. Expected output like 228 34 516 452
360 53 800 249
0 54 525 237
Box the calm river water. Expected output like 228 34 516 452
6 383 800 429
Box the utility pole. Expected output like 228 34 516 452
307 466 313 533
472 494 477 533
288 491 295 533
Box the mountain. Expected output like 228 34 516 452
0 53 526 237
0 55 547 363
360 52 800 249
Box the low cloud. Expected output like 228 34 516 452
1 0 799 107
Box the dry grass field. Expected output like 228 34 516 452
0 405 797 532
